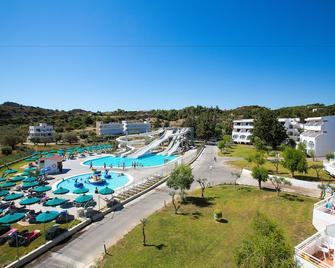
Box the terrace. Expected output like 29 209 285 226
295 227 335 268
313 197 335 231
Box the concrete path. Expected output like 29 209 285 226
27 145 236 268
237 169 321 198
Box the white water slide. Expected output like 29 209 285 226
157 130 180 156
130 129 175 158
165 128 190 156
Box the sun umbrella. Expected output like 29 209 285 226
73 187 89 194
19 196 40 205
3 169 17 175
3 193 23 201
33 185 51 193
0 182 16 189
36 211 59 223
0 190 9 197
23 177 37 183
9 176 24 182
74 194 93 204
20 171 30 176
45 197 67 207
0 178 6 182
0 212 25 224
22 181 39 188
99 187 114 195
53 187 69 195
24 167 36 172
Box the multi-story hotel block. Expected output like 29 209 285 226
300 116 335 157
232 119 254 144
278 118 303 142
232 117 303 145
28 123 55 142
96 120 151 136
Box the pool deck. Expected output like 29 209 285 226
13 152 185 217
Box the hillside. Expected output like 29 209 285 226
0 101 334 140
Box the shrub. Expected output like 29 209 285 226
1 146 12 155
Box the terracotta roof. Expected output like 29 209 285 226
39 155 63 162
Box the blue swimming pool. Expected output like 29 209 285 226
56 171 130 193
82 153 177 168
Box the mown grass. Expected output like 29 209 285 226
227 159 331 181
100 186 316 268
219 144 331 181
218 144 257 158
0 219 81 267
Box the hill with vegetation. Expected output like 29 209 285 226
0 101 335 142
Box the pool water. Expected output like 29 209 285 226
57 172 130 193
82 153 177 168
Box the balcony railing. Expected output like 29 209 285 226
295 231 333 268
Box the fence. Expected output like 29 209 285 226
112 148 201 199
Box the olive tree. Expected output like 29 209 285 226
269 176 292 196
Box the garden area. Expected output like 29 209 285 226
0 219 81 267
221 144 332 182
100 186 317 268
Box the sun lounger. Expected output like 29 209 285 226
0 228 18 244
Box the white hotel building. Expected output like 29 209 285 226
96 120 151 136
232 118 302 145
231 119 254 144
300 116 335 157
28 123 55 142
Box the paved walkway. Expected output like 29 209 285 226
237 169 322 198
28 146 237 268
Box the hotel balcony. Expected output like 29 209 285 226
295 229 335 268
304 121 323 132
313 197 335 231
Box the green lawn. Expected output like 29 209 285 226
218 144 257 158
227 159 332 181
100 186 316 268
0 219 81 267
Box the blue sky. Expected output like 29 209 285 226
0 0 334 111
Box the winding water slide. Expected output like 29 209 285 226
130 129 175 158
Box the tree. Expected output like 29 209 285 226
1 146 12 155
231 171 242 188
253 110 288 149
169 190 181 214
270 153 281 174
42 136 54 146
251 166 269 189
1 134 22 149
54 133 62 144
167 164 194 202
282 147 308 177
269 176 292 196
318 183 327 199
326 153 335 162
196 178 208 198
252 136 266 151
217 135 232 153
246 151 266 167
235 213 295 268
310 164 324 181
63 133 79 144
140 218 147 246
309 149 316 161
